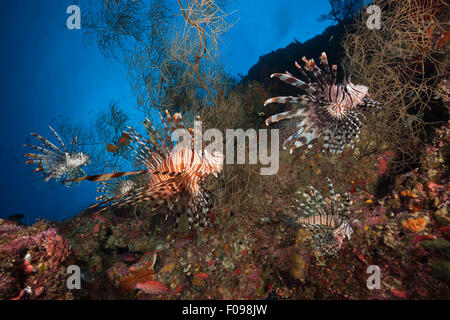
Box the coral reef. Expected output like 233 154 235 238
4 0 449 301
0 220 72 299
2 118 448 299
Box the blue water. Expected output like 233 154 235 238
0 0 331 225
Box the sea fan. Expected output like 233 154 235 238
68 110 224 227
292 178 354 255
24 126 89 186
264 52 381 154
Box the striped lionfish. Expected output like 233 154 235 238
264 52 381 154
292 178 354 255
95 178 136 202
67 110 224 227
24 126 89 186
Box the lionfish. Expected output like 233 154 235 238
264 52 381 154
67 110 224 227
292 178 354 255
95 178 136 202
24 126 89 186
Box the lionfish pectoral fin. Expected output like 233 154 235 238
270 73 316 94
361 98 382 113
265 108 306 126
89 176 182 214
30 133 61 153
282 126 305 150
24 144 57 156
289 131 318 154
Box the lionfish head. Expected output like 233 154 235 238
67 152 90 167
203 149 224 177
333 221 354 240
345 83 369 107
118 179 135 194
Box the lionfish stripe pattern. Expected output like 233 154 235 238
24 126 89 185
85 176 183 214
95 178 136 202
72 110 224 227
293 178 354 255
265 52 381 154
